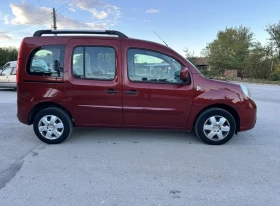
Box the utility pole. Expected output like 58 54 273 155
52 8 57 31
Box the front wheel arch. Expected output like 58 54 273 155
193 104 240 133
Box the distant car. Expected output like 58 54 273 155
1 60 17 73
0 66 17 89
2 61 17 70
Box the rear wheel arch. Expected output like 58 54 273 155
193 104 240 133
28 102 74 126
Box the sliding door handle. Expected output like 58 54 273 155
125 90 139 95
105 89 119 94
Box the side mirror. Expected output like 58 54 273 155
180 67 189 82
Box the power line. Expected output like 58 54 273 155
56 0 83 15
37 0 52 27
56 0 76 12
0 12 53 33
3 5 55 32
53 0 83 30
0 0 82 34
0 15 53 33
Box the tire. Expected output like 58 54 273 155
33 107 73 144
195 108 236 145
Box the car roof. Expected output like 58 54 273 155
5 61 17 64
27 29 172 51
3 61 17 67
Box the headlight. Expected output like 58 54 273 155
240 84 251 99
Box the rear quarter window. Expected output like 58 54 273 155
27 45 65 77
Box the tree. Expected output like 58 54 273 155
183 47 196 65
0 47 18 67
203 26 254 76
244 43 272 79
266 21 280 58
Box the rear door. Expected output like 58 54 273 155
64 38 123 126
122 42 193 128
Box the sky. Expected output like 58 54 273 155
0 0 280 57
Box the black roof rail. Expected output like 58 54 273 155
33 30 128 38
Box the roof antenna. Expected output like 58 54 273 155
153 31 168 47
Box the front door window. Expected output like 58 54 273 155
127 49 183 84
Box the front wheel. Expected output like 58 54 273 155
33 107 73 144
195 108 236 145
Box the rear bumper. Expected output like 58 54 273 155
239 99 257 132
17 98 32 125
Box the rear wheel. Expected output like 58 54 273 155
195 108 236 145
33 107 73 144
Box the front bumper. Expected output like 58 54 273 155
239 99 257 132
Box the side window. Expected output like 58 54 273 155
127 49 183 84
28 45 65 77
1 67 13 75
3 63 10 69
72 46 116 80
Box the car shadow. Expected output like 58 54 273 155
67 128 202 145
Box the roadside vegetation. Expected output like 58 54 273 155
185 21 280 82
1 21 280 83
0 47 18 68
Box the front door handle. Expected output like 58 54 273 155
125 90 140 95
105 89 119 94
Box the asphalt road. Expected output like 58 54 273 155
0 83 280 206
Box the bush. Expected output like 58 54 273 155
0 47 18 66
269 71 280 81
200 70 216 78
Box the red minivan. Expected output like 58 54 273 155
17 30 256 145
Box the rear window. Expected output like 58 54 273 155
27 45 65 77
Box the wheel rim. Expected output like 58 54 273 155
203 115 230 141
38 115 64 140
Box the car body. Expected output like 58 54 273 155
0 66 17 88
1 61 17 73
17 30 257 145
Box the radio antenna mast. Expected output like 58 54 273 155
153 31 168 47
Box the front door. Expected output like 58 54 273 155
122 45 193 128
64 39 123 126
0 67 13 87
